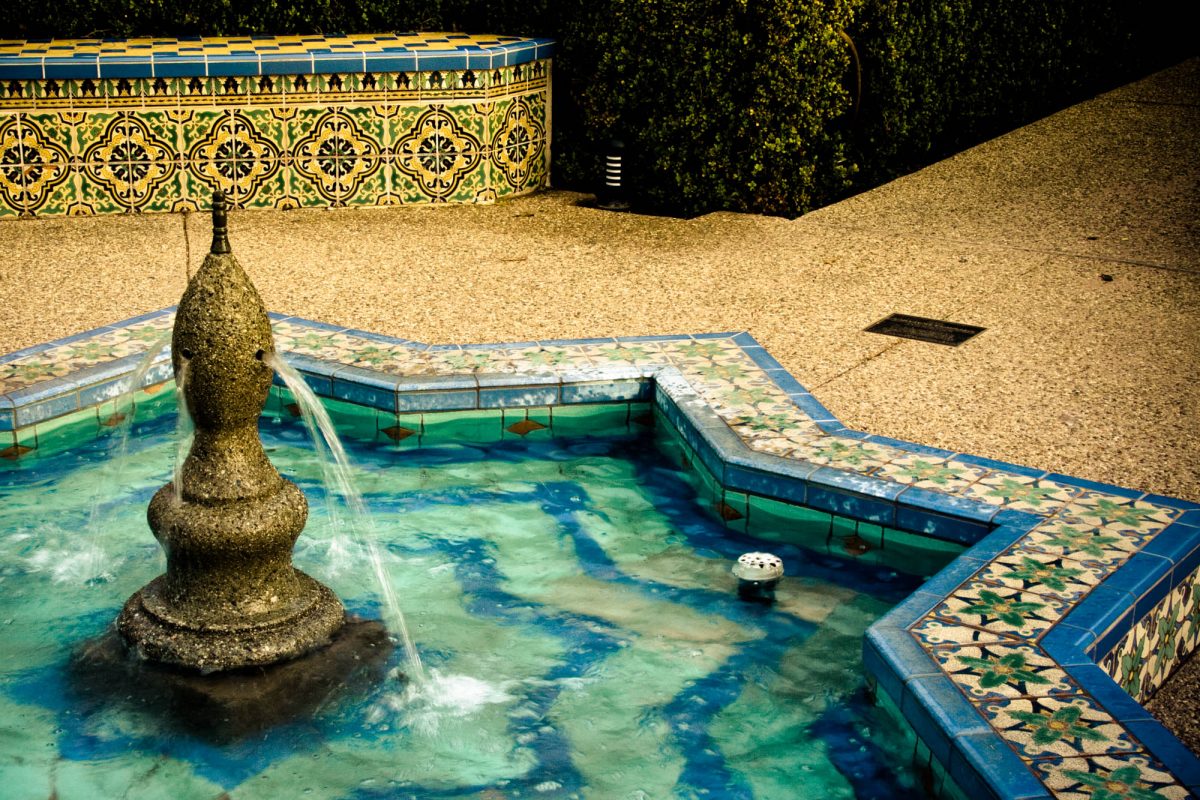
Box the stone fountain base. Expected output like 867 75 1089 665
72 618 395 742
117 570 346 671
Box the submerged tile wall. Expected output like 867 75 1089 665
0 33 553 216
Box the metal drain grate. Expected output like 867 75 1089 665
864 314 985 346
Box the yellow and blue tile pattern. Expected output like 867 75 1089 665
0 34 553 216
2 310 1198 799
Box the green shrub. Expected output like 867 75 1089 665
6 0 1190 217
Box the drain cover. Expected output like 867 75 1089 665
865 314 985 346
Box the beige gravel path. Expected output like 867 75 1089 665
2 59 1196 500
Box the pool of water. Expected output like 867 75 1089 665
0 402 949 799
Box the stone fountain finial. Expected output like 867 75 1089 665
117 192 345 671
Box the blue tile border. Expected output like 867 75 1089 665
3 308 1199 799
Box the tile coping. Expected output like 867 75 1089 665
0 33 557 79
2 307 1198 800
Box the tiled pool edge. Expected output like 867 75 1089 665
2 309 1198 800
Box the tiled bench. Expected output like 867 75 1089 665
2 311 1199 799
0 33 554 216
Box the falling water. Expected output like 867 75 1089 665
263 351 426 683
172 359 193 505
83 332 172 583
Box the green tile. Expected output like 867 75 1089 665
420 409 504 444
746 494 833 549
550 403 631 437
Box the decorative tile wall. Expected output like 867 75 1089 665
0 34 553 216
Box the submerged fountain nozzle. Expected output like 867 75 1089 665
732 552 784 604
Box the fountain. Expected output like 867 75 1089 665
70 192 393 737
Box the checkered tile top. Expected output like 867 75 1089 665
0 32 556 79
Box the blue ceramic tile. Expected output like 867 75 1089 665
949 730 1051 800
479 385 561 409
723 459 813 506
810 467 907 501
863 625 940 708
880 587 958 628
416 52 468 71
466 52 494 71
1065 664 1154 722
1059 584 1136 643
338 328 411 346
331 367 401 412
1044 473 1144 500
917 556 987 600
896 506 991 545
990 509 1044 529
0 58 43 80
614 334 690 344
865 435 957 459
1142 494 1200 511
1102 553 1172 615
205 54 261 77
763 368 806 395
310 54 364 74
901 675 991 765
901 485 997 522
954 452 1045 479
13 390 80 428
961 525 1035 562
739 346 786 373
1179 509 1200 528
1091 605 1136 662
806 484 896 526
78 376 135 410
0 400 13 432
277 352 343 381
0 341 53 366
540 336 615 347
822 427 870 440
396 374 477 393
260 55 317 75
98 58 151 78
560 379 649 405
533 41 557 59
266 312 293 323
689 332 740 340
788 392 838 422
395 389 478 413
1040 623 1096 666
1123 720 1200 787
272 368 331 398
1139 527 1200 570
43 56 99 79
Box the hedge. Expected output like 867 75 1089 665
6 1 1191 217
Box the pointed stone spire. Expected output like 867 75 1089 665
210 189 231 254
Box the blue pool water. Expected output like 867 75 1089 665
0 402 946 799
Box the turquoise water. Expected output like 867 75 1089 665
0 401 950 799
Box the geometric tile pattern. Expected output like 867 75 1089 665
1 309 1198 800
0 34 553 216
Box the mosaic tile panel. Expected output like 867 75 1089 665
1 311 1197 800
0 34 552 215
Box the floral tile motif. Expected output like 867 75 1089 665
1020 518 1148 569
1055 492 1178 532
1102 623 1150 701
662 339 748 366
962 472 1080 513
1032 753 1192 800
271 327 365 363
928 580 1069 642
581 343 666 365
909 616 1011 648
974 550 1106 603
983 695 1139 759
795 437 894 472
875 453 988 491
932 642 1079 700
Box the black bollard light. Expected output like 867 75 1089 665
596 138 630 211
